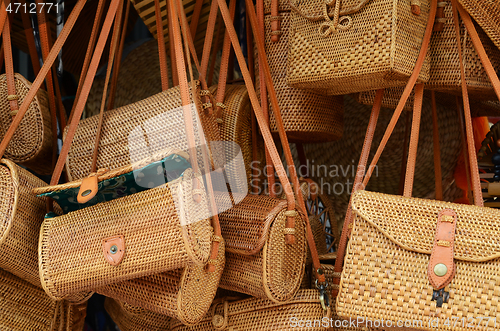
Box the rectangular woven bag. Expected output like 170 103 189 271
286 0 431 95
426 0 500 98
0 268 87 331
457 0 500 51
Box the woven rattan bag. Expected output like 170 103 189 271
104 298 172 331
255 0 343 143
0 268 87 331
286 0 431 95
169 290 356 331
457 0 500 52
0 15 53 175
426 0 500 98
33 0 223 301
336 4 500 329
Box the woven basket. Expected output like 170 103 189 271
287 0 431 95
426 0 500 98
105 298 171 331
36 162 213 300
86 39 221 118
217 193 307 303
170 289 358 331
256 1 344 143
457 0 500 52
65 81 221 182
210 84 265 195
97 239 225 325
0 159 48 287
0 268 87 331
0 74 52 175
292 95 462 236
358 88 415 111
337 190 500 330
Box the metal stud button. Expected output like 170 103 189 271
81 189 92 197
434 263 448 277
110 245 118 254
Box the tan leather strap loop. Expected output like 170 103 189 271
154 0 169 91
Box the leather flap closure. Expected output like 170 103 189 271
217 193 288 255
351 190 500 262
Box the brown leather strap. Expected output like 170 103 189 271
189 0 204 39
0 0 87 161
257 0 276 198
270 0 281 42
91 0 123 173
455 96 472 204
154 0 169 91
397 111 411 196
167 4 179 87
200 0 219 81
108 0 130 110
0 1 8 39
37 6 63 168
21 11 41 75
208 15 223 86
49 0 121 186
362 0 438 187
403 83 424 197
431 91 443 200
332 89 383 297
3 15 19 114
68 0 107 126
171 0 221 272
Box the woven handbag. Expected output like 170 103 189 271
33 0 222 301
255 0 343 143
0 268 87 331
0 14 53 175
426 0 500 98
104 298 172 331
286 0 432 95
457 0 500 52
336 3 500 329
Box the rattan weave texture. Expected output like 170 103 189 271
287 0 431 94
105 298 171 331
0 74 52 175
457 0 500 52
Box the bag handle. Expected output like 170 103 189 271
0 0 87 160
2 15 20 116
216 0 329 287
20 9 41 76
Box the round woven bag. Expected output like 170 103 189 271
0 74 53 175
293 95 463 235
105 298 171 331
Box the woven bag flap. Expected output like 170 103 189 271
351 190 500 262
0 161 15 245
217 193 287 254
290 0 372 17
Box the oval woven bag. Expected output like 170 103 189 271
426 0 500 98
216 193 307 303
0 268 87 331
293 95 462 235
96 238 225 326
457 0 500 52
255 0 343 143
286 0 432 95
0 74 52 175
105 298 172 331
